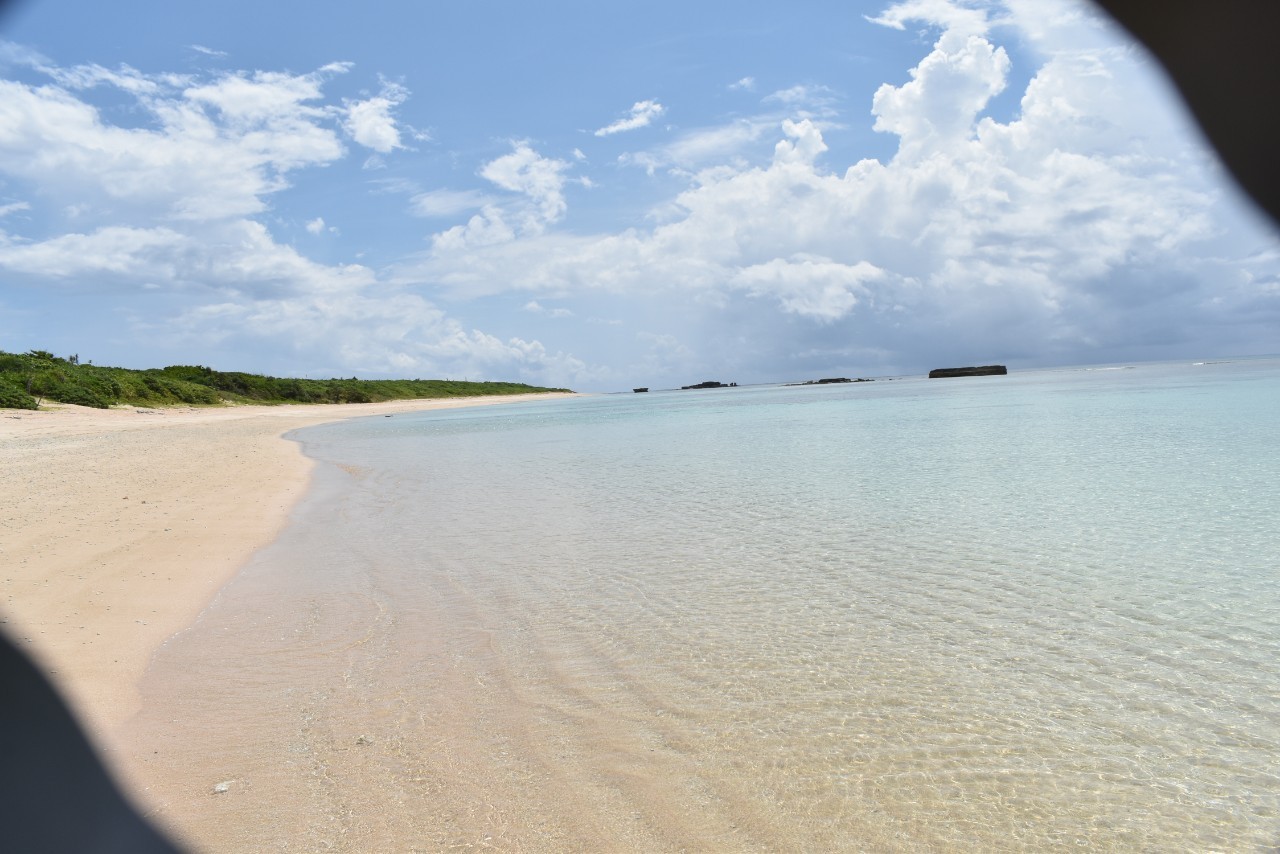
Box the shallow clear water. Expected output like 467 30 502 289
137 359 1280 851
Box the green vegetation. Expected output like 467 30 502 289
0 349 571 410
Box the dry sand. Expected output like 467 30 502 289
0 394 576 804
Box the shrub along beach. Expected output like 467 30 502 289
0 349 569 410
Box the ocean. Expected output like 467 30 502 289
134 359 1280 851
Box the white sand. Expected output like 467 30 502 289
0 395 577 768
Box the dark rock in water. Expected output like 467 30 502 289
928 365 1008 378
633 387 649 393
681 381 736 390
786 377 875 386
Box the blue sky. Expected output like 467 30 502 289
1 0 1276 391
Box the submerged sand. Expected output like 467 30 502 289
0 394 575 836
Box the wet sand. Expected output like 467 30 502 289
0 393 576 837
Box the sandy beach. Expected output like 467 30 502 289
0 394 576 825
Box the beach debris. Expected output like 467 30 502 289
212 780 234 794
355 734 373 746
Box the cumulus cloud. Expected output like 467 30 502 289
401 0 1277 381
0 51 583 386
343 80 409 152
732 256 885 320
428 143 573 250
595 100 666 136
480 143 570 222
0 63 350 222
871 17 1010 157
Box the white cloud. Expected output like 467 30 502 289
866 0 990 37
732 256 885 320
730 77 756 91
190 45 228 59
46 62 171 95
595 100 666 136
620 117 777 174
764 84 836 110
871 19 1010 158
343 80 409 152
0 49 599 386
430 205 517 252
414 143 579 248
183 64 348 128
410 188 491 218
0 225 190 278
0 64 351 222
524 300 574 318
0 220 373 296
475 142 571 233
162 288 582 383
402 0 1274 377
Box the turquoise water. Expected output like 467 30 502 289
143 359 1280 850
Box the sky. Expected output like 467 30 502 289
0 0 1277 391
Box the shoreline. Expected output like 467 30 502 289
0 393 579 790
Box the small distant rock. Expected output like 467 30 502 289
355 734 373 746
212 780 234 794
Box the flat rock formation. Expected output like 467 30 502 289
928 365 1008 378
681 381 737 390
787 377 874 386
